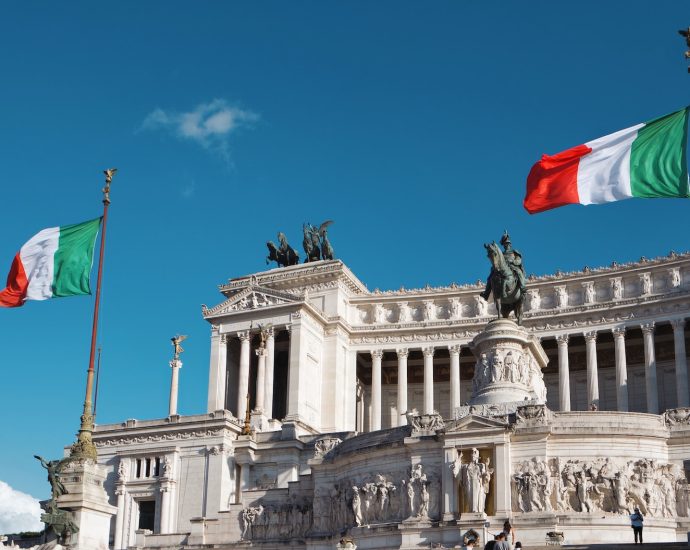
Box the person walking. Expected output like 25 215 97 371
630 507 644 544
494 533 511 550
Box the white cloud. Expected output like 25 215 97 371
0 480 42 534
140 99 258 161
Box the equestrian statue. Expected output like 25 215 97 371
480 231 527 324
302 220 335 263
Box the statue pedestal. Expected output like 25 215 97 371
469 319 548 406
57 459 116 550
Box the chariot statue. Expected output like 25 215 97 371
266 232 300 267
303 220 335 262
480 231 527 324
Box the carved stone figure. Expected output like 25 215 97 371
373 303 386 324
449 297 462 319
583 282 595 304
670 268 682 288
480 231 526 324
118 459 128 481
611 278 623 300
453 448 491 513
423 300 435 321
351 486 363 526
641 273 652 295
555 286 568 308
528 289 541 311
474 295 488 317
490 352 503 383
397 302 411 323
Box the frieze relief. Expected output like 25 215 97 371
240 465 441 541
94 427 236 447
512 457 690 518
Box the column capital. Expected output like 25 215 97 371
264 325 275 339
612 327 626 338
556 334 569 345
219 333 227 344
671 318 687 331
237 330 251 341
396 348 409 358
422 346 435 357
448 344 462 356
583 331 597 343
371 349 384 360
640 322 655 335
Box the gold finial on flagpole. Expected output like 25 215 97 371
102 168 117 204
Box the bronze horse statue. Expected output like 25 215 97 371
483 241 524 324
266 232 299 267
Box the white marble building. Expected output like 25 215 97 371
93 254 690 548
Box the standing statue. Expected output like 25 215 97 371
480 231 527 324
266 232 300 268
451 448 492 513
303 221 336 262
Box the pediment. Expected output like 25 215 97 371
202 285 301 318
444 414 509 434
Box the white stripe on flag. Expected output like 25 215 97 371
577 122 644 205
22 227 60 301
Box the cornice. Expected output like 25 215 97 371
218 260 368 296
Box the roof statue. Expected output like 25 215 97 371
679 27 690 72
303 220 335 263
480 230 527 324
266 232 300 268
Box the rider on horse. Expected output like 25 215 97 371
480 231 527 300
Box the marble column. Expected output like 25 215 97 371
449 345 462 415
159 484 171 533
255 347 267 412
207 332 227 412
168 359 182 416
113 486 125 549
264 327 275 419
442 447 458 521
237 331 251 421
584 331 599 409
641 323 659 414
557 335 570 412
672 319 689 408
423 347 435 414
370 350 383 431
612 328 629 412
396 349 409 426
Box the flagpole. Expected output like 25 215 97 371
70 168 117 460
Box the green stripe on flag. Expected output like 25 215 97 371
52 217 102 298
630 107 689 198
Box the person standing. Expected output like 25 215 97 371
502 520 516 547
630 507 644 544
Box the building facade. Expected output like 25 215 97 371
93 254 690 548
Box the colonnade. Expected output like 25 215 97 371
554 319 689 413
358 318 689 432
363 345 465 432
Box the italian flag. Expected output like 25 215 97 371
0 218 102 308
524 107 689 214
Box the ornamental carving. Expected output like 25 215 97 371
94 427 236 447
665 407 690 426
555 286 568 309
405 410 445 435
314 437 343 458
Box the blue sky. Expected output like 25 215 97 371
1 2 689 511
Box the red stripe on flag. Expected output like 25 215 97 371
524 144 592 214
0 252 29 307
